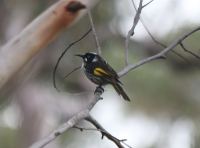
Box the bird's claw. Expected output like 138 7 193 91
94 86 104 94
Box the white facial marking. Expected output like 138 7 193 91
84 58 87 61
92 56 98 62
88 52 97 55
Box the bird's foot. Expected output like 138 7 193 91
94 86 104 94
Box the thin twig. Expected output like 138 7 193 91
62 66 81 79
142 0 154 8
53 29 91 92
180 43 200 59
87 11 102 57
73 126 102 132
121 141 132 148
125 0 143 66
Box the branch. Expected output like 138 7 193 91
73 125 102 132
125 0 143 66
119 25 200 77
87 11 102 56
29 110 89 148
29 91 103 148
85 115 131 148
29 81 128 148
0 0 101 90
180 42 200 59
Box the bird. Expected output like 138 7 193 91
75 52 130 101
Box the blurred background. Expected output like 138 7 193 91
0 0 200 147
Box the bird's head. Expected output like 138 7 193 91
75 52 98 63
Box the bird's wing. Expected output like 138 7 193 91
93 56 122 84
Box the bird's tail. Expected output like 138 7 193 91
112 83 130 101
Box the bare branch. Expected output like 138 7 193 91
29 91 103 148
119 25 200 77
73 126 102 132
74 123 132 148
180 43 200 59
125 0 143 66
88 11 102 56
85 115 131 148
30 85 127 148
86 86 104 111
29 110 90 148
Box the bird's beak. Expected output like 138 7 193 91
74 54 84 58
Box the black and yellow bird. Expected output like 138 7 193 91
75 52 130 101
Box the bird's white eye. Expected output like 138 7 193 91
84 58 87 61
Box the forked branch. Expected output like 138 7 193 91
29 92 103 148
119 25 200 77
180 42 200 59
85 115 131 148
125 0 143 66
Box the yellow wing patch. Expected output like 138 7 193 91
94 68 109 77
